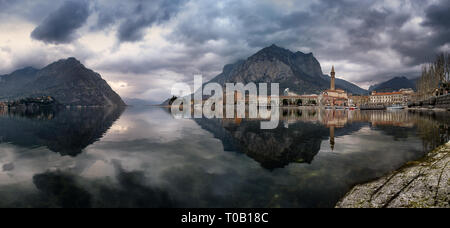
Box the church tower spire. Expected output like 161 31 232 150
330 66 336 90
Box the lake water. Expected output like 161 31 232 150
0 107 449 208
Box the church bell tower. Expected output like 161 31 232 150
331 66 336 90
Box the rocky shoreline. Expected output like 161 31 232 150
336 141 450 208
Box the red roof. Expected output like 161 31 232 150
372 92 402 96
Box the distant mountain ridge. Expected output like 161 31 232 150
369 76 417 92
207 45 368 95
124 98 156 106
0 58 125 106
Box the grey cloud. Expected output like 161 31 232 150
101 0 433 87
2 0 450 97
93 0 188 42
348 9 410 50
0 0 62 22
169 0 303 47
423 0 450 29
422 0 450 50
389 0 450 66
31 0 90 44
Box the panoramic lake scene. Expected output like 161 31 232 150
1 0 449 218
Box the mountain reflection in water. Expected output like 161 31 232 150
196 108 450 170
0 107 124 156
0 107 448 208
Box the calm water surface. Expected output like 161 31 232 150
0 107 449 208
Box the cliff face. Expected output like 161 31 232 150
0 58 125 106
208 45 368 95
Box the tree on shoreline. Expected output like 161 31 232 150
417 53 450 100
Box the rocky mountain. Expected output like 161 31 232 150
124 98 156 106
207 45 368 95
369 76 417 92
0 58 125 106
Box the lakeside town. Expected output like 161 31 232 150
280 65 449 111
278 66 420 110
286 54 450 110
166 62 450 113
161 54 450 113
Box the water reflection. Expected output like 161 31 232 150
195 108 450 170
0 107 449 208
0 107 124 156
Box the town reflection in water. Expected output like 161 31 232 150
0 107 449 208
196 108 449 170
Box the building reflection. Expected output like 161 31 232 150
280 108 419 151
194 108 449 170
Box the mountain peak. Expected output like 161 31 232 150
369 76 416 92
43 57 85 72
205 45 367 95
0 58 125 106
253 45 317 62
50 57 82 66
257 44 292 54
60 57 82 65
250 45 300 67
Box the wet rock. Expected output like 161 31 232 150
336 141 450 208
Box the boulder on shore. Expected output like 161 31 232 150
336 141 450 208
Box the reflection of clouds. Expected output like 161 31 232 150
81 160 114 179
320 126 423 166
102 108 190 143
109 125 129 134
0 108 441 207
0 144 75 185
76 108 431 207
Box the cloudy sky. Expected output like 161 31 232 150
0 0 449 102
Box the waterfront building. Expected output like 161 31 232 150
369 89 414 105
349 95 370 107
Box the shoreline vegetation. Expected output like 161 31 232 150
0 96 58 110
336 141 450 208
0 96 127 111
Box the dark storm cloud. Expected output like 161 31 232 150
2 0 450 91
92 0 440 86
91 0 188 42
169 1 313 48
0 0 62 22
423 0 450 29
118 0 187 42
31 0 90 44
386 0 450 66
348 9 410 50
422 0 450 52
